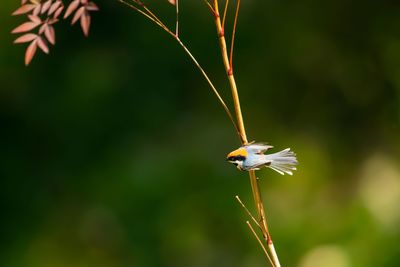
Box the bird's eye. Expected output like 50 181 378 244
227 155 246 161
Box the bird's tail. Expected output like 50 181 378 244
264 148 298 175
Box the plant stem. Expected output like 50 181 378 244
119 1 281 265
118 0 241 138
212 1 281 266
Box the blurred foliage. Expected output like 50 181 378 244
1 0 400 266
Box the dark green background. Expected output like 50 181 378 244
1 0 400 266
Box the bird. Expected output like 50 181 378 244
226 143 298 175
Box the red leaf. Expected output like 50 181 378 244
54 6 64 19
72 6 85 25
48 1 61 15
64 0 80 18
80 11 91 36
25 40 37 65
14 33 38 43
33 4 41 16
45 25 56 45
81 0 88 4
37 37 49 54
49 18 59 24
48 18 59 25
28 14 41 23
21 0 28 4
12 4 36 15
39 23 47 34
12 21 41 34
167 0 176 5
85 2 99 11
41 0 52 14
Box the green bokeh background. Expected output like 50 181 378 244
1 1 400 266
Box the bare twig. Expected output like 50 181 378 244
212 1 281 266
117 1 282 265
222 0 229 30
235 195 261 229
118 0 242 139
132 0 165 27
229 0 240 72
203 0 216 17
175 37 241 138
119 0 169 32
175 0 179 37
246 221 276 267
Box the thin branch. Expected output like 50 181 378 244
235 195 262 230
118 1 281 265
175 0 179 37
246 221 276 267
229 0 240 72
131 0 165 27
203 0 216 17
212 1 282 266
119 0 241 140
249 171 270 235
118 0 170 33
176 37 241 138
222 0 229 30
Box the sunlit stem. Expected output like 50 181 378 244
204 0 217 17
247 221 276 267
175 0 179 37
222 0 229 29
229 0 240 71
212 1 281 266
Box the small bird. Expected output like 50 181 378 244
226 143 298 175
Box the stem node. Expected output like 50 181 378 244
218 28 224 37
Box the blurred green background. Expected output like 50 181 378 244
1 0 400 266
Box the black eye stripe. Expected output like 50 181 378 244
228 155 246 161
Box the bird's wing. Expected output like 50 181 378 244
243 159 272 171
245 143 273 154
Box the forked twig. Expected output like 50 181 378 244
212 0 281 266
203 0 216 17
222 0 229 30
246 221 276 267
229 0 240 73
117 1 281 266
132 0 165 27
235 195 262 230
119 0 169 32
118 0 242 140
175 37 241 139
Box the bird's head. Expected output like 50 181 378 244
226 147 248 170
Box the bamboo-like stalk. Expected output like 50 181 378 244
118 1 281 265
212 1 281 266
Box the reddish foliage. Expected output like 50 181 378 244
64 0 98 37
25 40 37 65
167 0 176 5
14 33 38 43
12 0 99 66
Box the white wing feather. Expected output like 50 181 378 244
245 143 273 154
